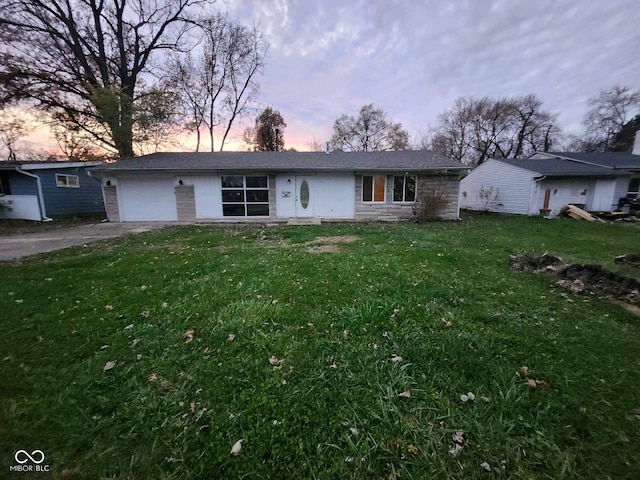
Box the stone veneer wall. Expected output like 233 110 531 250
103 185 120 222
354 174 460 221
268 175 277 220
175 185 196 221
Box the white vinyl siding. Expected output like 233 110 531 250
460 159 537 215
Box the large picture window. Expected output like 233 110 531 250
393 175 416 202
221 176 269 216
362 175 386 202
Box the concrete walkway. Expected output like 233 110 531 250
0 222 172 261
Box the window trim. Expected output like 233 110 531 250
55 174 80 188
392 175 417 203
362 175 386 203
220 175 270 217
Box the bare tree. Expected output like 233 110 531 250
582 86 640 152
0 107 31 161
0 0 211 158
167 13 266 152
306 136 324 152
430 95 562 164
330 104 409 152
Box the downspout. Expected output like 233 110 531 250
530 175 546 215
16 167 53 222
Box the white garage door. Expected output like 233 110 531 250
119 177 177 221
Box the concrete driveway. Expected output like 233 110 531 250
0 222 172 261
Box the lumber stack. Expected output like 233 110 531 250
561 204 606 223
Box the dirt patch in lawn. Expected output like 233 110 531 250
306 235 359 253
308 245 341 254
615 253 640 269
309 235 360 245
510 253 640 311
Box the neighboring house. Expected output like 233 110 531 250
0 161 105 221
460 151 640 217
90 151 467 222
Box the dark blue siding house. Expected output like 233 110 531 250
0 161 105 221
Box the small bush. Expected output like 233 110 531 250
413 179 449 223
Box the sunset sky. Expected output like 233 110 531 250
21 0 640 155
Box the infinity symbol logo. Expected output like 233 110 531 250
14 450 45 464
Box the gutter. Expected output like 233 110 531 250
16 167 53 222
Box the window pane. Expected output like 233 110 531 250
246 190 269 202
246 176 267 188
363 176 373 202
68 175 79 187
221 176 243 188
393 176 404 202
221 190 244 202
405 176 416 202
223 204 245 216
56 175 66 187
247 204 269 216
374 175 385 202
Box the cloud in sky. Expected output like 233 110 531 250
224 0 640 149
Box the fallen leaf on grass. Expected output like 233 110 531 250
230 439 243 455
141 310 150 318
481 396 491 403
448 444 463 457
441 319 453 327
307 322 314 327
480 461 491 471
407 444 418 455
105 304 113 310
535 379 550 390
227 333 236 342
452 431 464 444
269 356 282 366
520 366 529 376
161 301 168 308
329 362 338 369
190 402 196 413
149 373 158 381
391 354 403 363
140 285 147 291
398 390 411 398
526 378 550 390
195 408 206 421
103 361 117 372
349 427 359 436
184 330 194 343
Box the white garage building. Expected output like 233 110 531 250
460 152 640 216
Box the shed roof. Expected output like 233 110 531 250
537 152 640 170
498 157 629 177
91 150 467 174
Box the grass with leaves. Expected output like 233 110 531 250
1 213 640 479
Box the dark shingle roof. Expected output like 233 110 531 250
498 158 628 177
544 152 640 170
92 150 467 173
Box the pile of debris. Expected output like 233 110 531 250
561 204 640 222
615 253 640 269
509 253 640 308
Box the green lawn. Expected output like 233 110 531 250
1 214 640 479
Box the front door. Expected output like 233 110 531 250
295 176 314 217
